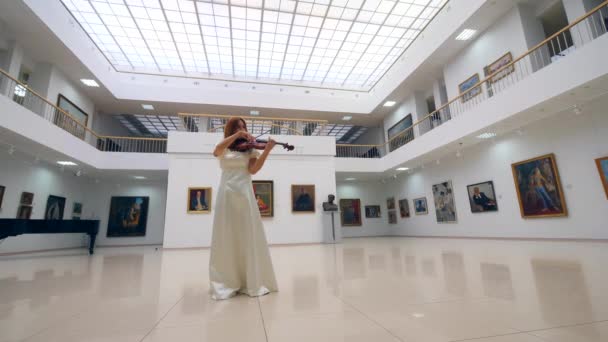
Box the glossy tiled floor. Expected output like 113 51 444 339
1 237 608 342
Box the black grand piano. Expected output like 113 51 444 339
0 219 99 254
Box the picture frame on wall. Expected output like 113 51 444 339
340 198 361 226
56 94 89 140
187 187 212 213
413 197 428 215
17 205 32 219
72 202 83 220
386 197 395 210
387 114 414 152
596 156 608 199
459 73 482 103
44 195 66 220
365 205 381 218
253 181 273 217
0 185 5 209
511 153 567 218
485 52 515 84
467 181 499 213
292 184 315 213
388 210 397 224
398 199 410 218
432 181 457 223
20 191 34 205
107 196 149 237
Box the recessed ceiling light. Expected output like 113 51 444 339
396 167 409 171
142 104 154 110
476 132 497 139
456 29 477 41
57 161 77 166
342 115 352 121
80 79 99 87
345 177 356 181
133 176 147 179
384 101 396 107
250 110 260 116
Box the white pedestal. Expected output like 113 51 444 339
322 211 342 244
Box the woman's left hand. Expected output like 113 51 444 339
265 137 277 151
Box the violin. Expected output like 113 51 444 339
230 138 295 152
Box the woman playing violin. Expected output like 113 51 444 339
209 117 278 300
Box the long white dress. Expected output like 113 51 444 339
209 148 278 300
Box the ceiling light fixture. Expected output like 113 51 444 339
80 79 99 87
384 101 396 107
342 115 352 121
456 29 477 41
476 132 497 139
57 161 77 166
396 167 409 171
141 104 154 110
345 177 356 181
134 176 147 179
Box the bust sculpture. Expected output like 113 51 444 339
322 194 338 211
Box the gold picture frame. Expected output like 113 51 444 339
484 52 515 84
511 153 567 218
291 184 315 213
459 73 482 103
187 187 212 214
596 156 608 199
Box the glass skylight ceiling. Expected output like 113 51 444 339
61 0 446 91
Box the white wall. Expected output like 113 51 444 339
337 181 394 237
163 132 337 248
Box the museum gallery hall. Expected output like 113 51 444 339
1 0 608 341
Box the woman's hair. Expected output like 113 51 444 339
224 117 248 138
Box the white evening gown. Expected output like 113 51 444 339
209 148 278 300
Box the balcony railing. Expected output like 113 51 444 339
336 0 608 158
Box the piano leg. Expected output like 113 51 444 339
88 232 97 255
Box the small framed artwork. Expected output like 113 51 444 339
459 73 482 103
485 52 514 84
17 205 32 219
0 185 5 209
20 191 34 205
596 156 608 199
387 197 395 210
511 153 567 218
253 181 273 217
388 210 397 224
45 195 66 220
467 181 498 213
340 198 361 226
365 205 381 218
72 202 83 219
187 187 212 213
432 181 457 223
414 197 428 215
292 184 315 213
107 196 149 237
398 199 410 218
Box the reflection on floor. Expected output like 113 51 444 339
1 237 608 342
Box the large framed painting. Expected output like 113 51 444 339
20 191 34 205
107 196 149 237
467 181 498 213
596 156 608 199
45 195 66 220
56 94 88 140
386 197 395 210
340 198 361 226
0 185 4 209
388 210 397 224
432 181 457 223
414 197 428 215
485 52 514 84
253 181 273 217
459 73 482 103
365 205 381 218
292 184 315 213
388 114 414 152
187 187 211 213
398 199 410 218
511 153 567 218
17 205 32 219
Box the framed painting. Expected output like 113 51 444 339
596 156 608 199
253 181 273 217
365 205 381 218
0 185 4 209
511 153 567 218
17 205 32 219
72 202 83 219
107 196 149 237
340 198 361 226
20 191 34 205
485 52 515 84
187 187 212 213
292 184 315 213
432 181 457 223
386 197 395 210
459 73 482 103
56 94 88 140
45 195 66 220
388 210 397 224
414 197 428 215
388 114 414 152
467 181 498 213
398 199 410 218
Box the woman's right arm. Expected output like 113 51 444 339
213 131 251 157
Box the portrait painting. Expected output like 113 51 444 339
388 210 397 224
45 195 66 220
386 197 395 210
73 202 83 215
432 181 457 223
511 154 567 218
596 156 608 199
107 196 149 237
340 198 361 226
187 187 212 213
17 205 32 219
292 184 315 213
365 205 381 218
398 198 410 218
467 181 498 213
20 191 34 205
253 181 273 217
459 73 482 103
414 197 428 215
